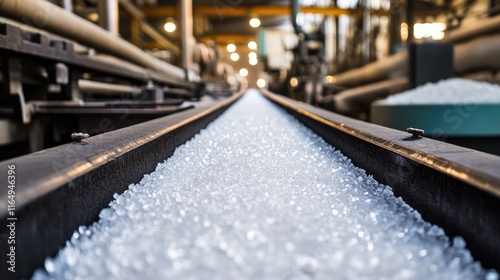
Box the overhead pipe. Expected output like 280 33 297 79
327 16 500 88
447 16 500 43
0 0 185 80
328 33 500 116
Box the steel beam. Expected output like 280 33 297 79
139 5 357 17
201 34 256 46
137 5 446 18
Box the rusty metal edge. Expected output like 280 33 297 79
261 90 500 198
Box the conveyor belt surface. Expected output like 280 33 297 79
33 90 498 279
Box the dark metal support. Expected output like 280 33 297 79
2 57 29 124
262 90 500 271
0 92 243 279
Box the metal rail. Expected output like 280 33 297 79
0 92 243 279
261 90 500 270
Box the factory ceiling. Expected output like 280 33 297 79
71 0 455 50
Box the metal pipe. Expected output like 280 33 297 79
329 52 408 87
454 34 500 74
327 16 500 88
78 80 141 95
180 0 193 70
62 0 72 12
333 77 408 114
98 0 119 34
447 15 500 43
0 0 185 79
291 0 302 34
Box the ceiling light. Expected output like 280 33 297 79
227 44 236 52
164 18 176 33
230 53 240 61
324 75 336 84
250 18 261 28
257 78 266 88
248 41 257 50
249 58 258 65
239 68 249 77
249 52 257 59
88 12 99 22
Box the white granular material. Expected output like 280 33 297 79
383 78 500 105
33 89 498 280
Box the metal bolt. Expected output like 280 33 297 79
71 132 89 143
406 127 425 138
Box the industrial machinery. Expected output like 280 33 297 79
1 0 500 279
0 0 242 160
284 0 327 105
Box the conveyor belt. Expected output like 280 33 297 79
1 90 500 279
0 92 243 279
261 90 500 269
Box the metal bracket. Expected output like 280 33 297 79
2 57 30 124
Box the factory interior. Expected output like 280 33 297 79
1 0 500 279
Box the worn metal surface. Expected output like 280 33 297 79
262 90 500 270
0 92 242 279
0 21 190 89
0 0 185 80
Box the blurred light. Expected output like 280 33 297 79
230 53 240 61
250 18 261 28
414 22 445 40
88 12 99 22
290 77 299 88
324 75 336 84
248 41 257 50
400 22 408 42
249 52 257 59
257 78 266 88
249 58 258 65
227 44 236 52
239 68 249 77
164 18 176 33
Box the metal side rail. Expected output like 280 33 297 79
261 90 500 270
0 92 243 279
